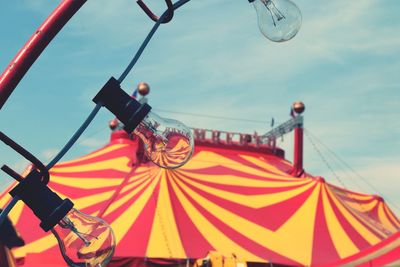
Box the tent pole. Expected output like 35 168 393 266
290 102 305 177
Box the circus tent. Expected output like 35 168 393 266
0 129 399 267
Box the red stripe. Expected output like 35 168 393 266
54 142 136 168
325 232 400 266
326 190 380 251
174 179 302 266
215 153 288 177
359 245 400 266
15 208 49 243
101 177 156 222
50 168 130 179
167 178 214 259
183 166 293 182
382 204 400 229
311 187 340 265
49 183 114 199
177 175 316 232
111 183 159 257
177 170 310 195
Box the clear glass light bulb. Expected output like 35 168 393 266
51 209 115 267
252 0 301 42
134 112 194 169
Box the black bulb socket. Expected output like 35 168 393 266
93 77 152 133
9 170 74 232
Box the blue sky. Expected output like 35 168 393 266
0 0 399 214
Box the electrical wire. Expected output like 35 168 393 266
304 129 349 189
46 11 172 170
154 108 271 124
0 5 175 227
46 103 102 169
304 128 400 214
117 18 163 83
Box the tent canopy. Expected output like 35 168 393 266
0 131 399 266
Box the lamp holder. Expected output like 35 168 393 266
9 170 73 232
93 77 152 133
0 131 49 184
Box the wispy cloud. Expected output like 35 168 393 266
3 0 399 210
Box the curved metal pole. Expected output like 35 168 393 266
0 0 87 109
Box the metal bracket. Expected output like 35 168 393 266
137 0 174 23
0 131 49 184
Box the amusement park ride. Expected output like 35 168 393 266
0 1 399 267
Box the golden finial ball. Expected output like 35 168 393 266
109 118 119 130
137 82 150 96
292 101 305 114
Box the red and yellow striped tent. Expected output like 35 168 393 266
0 131 399 266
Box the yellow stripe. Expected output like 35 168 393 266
14 208 106 258
178 170 309 188
172 172 320 265
128 171 150 183
338 203 390 239
170 176 264 261
57 144 129 165
383 204 400 228
0 183 18 209
0 191 13 209
104 178 153 216
51 157 131 173
180 175 315 208
51 176 124 189
239 155 290 176
344 199 379 213
332 189 374 201
322 186 359 258
72 191 115 210
326 186 381 245
110 175 159 244
184 151 295 180
146 171 186 258
14 233 56 258
120 176 150 194
8 200 24 225
340 236 400 267
272 183 320 266
377 202 398 233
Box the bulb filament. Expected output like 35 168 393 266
262 0 285 26
60 217 99 247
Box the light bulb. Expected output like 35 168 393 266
134 112 194 169
52 208 115 267
93 77 195 169
250 0 301 42
8 169 116 267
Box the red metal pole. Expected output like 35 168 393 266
292 126 304 177
0 0 87 109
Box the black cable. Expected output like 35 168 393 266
46 7 175 170
46 103 102 169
